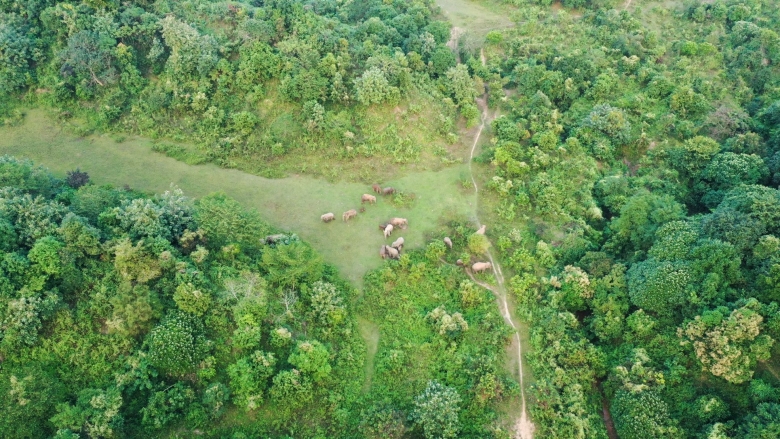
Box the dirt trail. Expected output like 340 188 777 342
465 49 535 439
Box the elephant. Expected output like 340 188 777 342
443 237 453 249
391 237 404 250
382 187 395 195
384 224 394 238
379 245 389 259
390 217 408 228
386 245 400 259
264 234 285 244
379 222 389 231
321 212 335 222
476 225 486 235
362 194 377 204
372 184 382 194
343 209 357 222
472 262 492 273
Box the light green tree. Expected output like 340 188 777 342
411 380 462 439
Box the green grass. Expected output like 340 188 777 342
0 109 476 286
435 0 515 41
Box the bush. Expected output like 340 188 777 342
65 169 90 189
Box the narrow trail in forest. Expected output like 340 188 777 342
598 382 619 439
465 49 535 439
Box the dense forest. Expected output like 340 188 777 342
4 0 780 437
0 0 471 176
0 157 514 437
472 0 780 437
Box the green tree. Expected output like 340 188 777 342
355 67 398 105
679 300 774 384
195 193 268 251
1 291 59 351
607 192 686 255
611 389 681 439
288 340 331 382
667 136 720 176
145 311 209 377
269 369 313 410
467 233 491 255
173 282 212 317
429 46 456 76
411 380 462 439
0 364 64 439
627 259 690 315
360 402 407 439
228 350 276 411
140 383 194 430
51 387 124 439
261 242 323 289
582 104 632 145
445 64 477 106
107 282 160 337
306 281 346 339
0 13 39 94
28 236 63 276
738 403 780 438
60 31 116 87
159 16 218 78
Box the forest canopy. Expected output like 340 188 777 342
0 0 474 174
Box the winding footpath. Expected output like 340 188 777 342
466 51 535 439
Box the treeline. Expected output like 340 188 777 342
0 155 365 437
0 156 519 438
470 0 780 437
0 0 477 169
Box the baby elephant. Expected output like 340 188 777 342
372 184 382 194
384 224 394 239
379 245 389 259
443 237 453 249
321 212 335 223
382 187 395 195
390 218 408 228
362 194 377 204
472 261 492 273
476 225 487 235
391 237 404 250
343 209 357 222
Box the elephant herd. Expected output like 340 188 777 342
318 184 492 272
320 184 397 225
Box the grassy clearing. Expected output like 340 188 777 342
0 109 476 286
435 0 515 41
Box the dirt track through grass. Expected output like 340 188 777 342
468 94 535 438
0 109 475 286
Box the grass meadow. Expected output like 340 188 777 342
0 109 476 286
